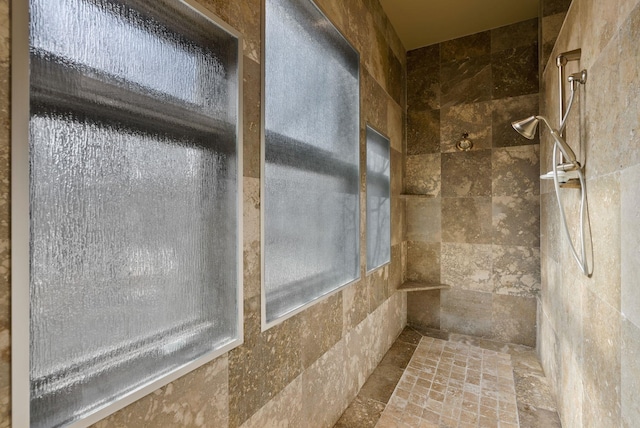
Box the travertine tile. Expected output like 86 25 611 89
378 337 517 428
582 290 621 427
362 69 389 133
492 195 540 247
492 45 539 99
303 339 350 428
368 266 390 312
407 109 440 155
440 56 492 108
621 163 640 328
388 243 403 292
441 243 493 292
405 154 441 196
541 0 572 16
94 356 230 428
492 145 540 197
441 289 493 337
491 95 540 148
407 290 441 330
407 45 440 111
491 18 538 53
579 0 622 69
442 197 492 244
517 403 562 428
558 339 583 428
397 327 423 346
334 396 385 428
387 100 403 153
441 150 492 197
343 279 369 334
229 298 302 427
407 241 441 284
587 173 621 310
387 50 404 106
440 31 491 62
405 198 441 243
440 103 492 153
541 13 566 69
616 3 640 172
492 245 540 297
622 317 640 427
239 374 303 428
491 294 536 347
301 293 343 369
242 57 261 178
243 177 260 299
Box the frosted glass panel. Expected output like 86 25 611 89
366 127 391 271
28 1 240 427
264 0 359 324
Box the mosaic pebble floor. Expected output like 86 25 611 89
375 337 519 428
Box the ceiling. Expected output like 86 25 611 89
379 0 539 50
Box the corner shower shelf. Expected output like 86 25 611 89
399 193 436 199
397 281 451 292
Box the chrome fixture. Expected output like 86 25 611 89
511 49 592 277
511 115 579 168
456 132 473 151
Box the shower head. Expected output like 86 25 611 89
511 116 539 140
512 115 579 167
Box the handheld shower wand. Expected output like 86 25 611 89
511 67 592 277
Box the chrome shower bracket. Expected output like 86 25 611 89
556 49 582 163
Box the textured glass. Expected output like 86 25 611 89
264 0 359 324
366 127 391 271
28 1 240 427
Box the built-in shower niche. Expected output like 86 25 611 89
25 1 241 427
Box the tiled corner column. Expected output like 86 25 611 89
405 19 541 346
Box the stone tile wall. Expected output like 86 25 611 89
0 0 407 426
540 0 573 70
405 19 540 347
538 0 640 426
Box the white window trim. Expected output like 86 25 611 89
365 123 392 274
259 0 361 331
11 1 244 426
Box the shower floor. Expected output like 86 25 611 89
334 327 561 428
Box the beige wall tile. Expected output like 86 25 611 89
491 295 537 346
492 245 541 298
492 145 540 197
621 163 640 328
407 290 440 330
405 154 441 196
441 150 492 197
621 317 640 427
442 197 492 244
93 356 230 428
581 290 621 427
441 243 493 292
301 293 343 369
441 289 492 337
440 102 492 153
586 173 621 310
407 241 441 284
405 198 441 243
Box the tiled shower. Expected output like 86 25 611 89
404 19 541 346
1 0 639 426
